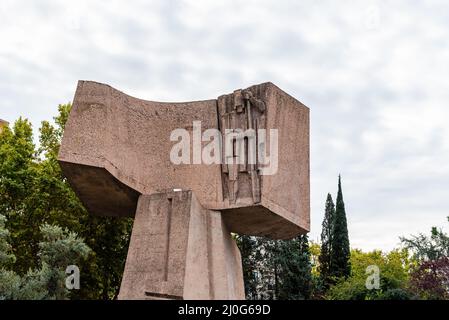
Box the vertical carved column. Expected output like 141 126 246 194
118 191 245 300
218 88 266 206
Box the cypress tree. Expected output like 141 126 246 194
319 193 335 288
330 175 351 279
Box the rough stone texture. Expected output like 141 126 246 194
59 81 309 238
119 191 244 300
58 80 310 300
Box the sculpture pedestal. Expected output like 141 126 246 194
118 191 245 300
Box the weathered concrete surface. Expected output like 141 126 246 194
119 191 244 300
59 81 309 238
58 80 310 300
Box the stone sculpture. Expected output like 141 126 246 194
58 81 309 299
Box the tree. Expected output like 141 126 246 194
319 193 335 288
0 215 16 268
0 117 40 272
276 234 313 300
0 214 90 299
402 216 449 299
237 234 315 300
236 235 260 299
326 248 413 300
330 175 351 279
309 241 321 278
0 106 133 299
401 216 449 261
408 257 449 300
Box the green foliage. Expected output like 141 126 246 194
402 216 449 299
276 234 313 300
325 275 367 300
326 248 413 300
0 118 41 272
330 175 351 279
0 215 15 267
377 288 413 300
401 217 449 261
317 176 351 295
319 193 335 288
237 234 314 300
0 214 90 300
236 235 259 299
237 236 273 299
238 176 353 300
309 241 321 277
408 257 449 300
0 269 21 300
0 106 133 299
4 103 447 301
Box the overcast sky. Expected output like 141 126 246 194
1 0 448 251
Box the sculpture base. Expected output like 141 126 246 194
118 191 245 300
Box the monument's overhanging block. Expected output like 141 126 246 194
59 80 310 300
59 81 310 240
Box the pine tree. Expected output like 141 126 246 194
330 175 351 279
0 214 90 299
319 193 335 288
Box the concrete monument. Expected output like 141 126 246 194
58 81 309 300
